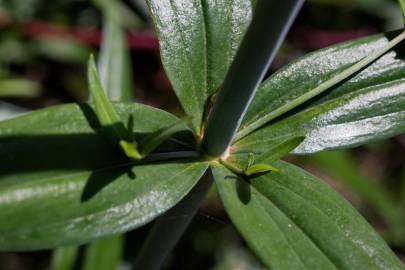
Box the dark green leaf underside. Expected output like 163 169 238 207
213 162 405 270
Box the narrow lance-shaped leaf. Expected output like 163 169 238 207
236 31 405 140
140 118 191 156
87 55 141 159
213 162 405 270
0 102 207 250
244 137 305 176
234 32 405 155
310 151 405 243
227 136 304 174
146 0 252 134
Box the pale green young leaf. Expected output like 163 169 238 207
87 55 141 159
229 136 304 170
245 164 279 176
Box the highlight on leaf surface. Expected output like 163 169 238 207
87 54 141 160
245 163 279 176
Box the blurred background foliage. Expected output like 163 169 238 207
0 0 404 269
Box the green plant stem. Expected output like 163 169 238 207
51 246 78 270
219 159 245 175
399 0 405 22
142 151 200 163
235 31 405 141
201 0 304 157
133 170 213 270
83 235 123 270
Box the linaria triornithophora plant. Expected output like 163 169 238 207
1 0 405 269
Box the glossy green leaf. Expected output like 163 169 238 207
146 0 252 134
233 33 405 156
235 77 405 156
83 235 123 270
311 151 402 227
237 31 405 141
0 102 207 250
51 246 78 270
213 161 405 270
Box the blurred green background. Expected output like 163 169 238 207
0 0 404 269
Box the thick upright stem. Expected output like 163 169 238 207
201 0 304 157
133 170 213 270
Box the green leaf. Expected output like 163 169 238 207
399 0 405 23
245 164 279 176
87 55 141 159
95 0 134 102
229 136 304 168
310 151 403 230
213 162 405 270
146 0 252 134
0 79 41 98
51 246 78 270
0 102 207 250
235 77 405 155
237 31 405 140
234 33 405 155
140 118 191 156
83 235 123 270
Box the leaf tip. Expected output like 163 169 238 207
245 164 279 176
119 140 142 160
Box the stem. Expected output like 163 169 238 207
142 151 200 163
201 0 304 157
51 246 78 270
219 159 245 175
235 31 405 141
133 170 213 270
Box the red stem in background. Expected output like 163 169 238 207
1 18 159 51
